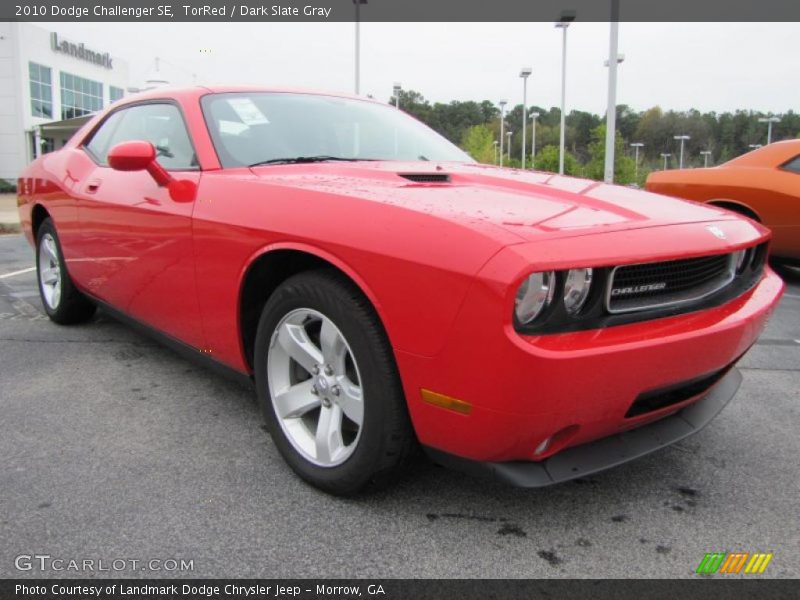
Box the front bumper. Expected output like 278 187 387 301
395 265 783 464
424 368 741 487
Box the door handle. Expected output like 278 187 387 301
85 179 102 194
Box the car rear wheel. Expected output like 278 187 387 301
254 270 415 495
36 218 96 324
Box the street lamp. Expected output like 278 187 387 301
555 12 574 175
630 142 644 179
392 82 401 109
660 152 671 170
493 140 499 165
506 130 513 163
603 54 625 67
758 116 780 144
353 0 367 94
498 99 508 167
603 46 624 183
674 135 690 169
530 112 540 169
520 67 532 169
700 150 712 168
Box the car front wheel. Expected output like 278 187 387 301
254 270 414 495
36 218 96 324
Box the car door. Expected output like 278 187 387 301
75 101 205 349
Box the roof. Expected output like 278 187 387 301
724 139 800 167
36 114 94 138
115 85 380 106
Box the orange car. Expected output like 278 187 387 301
647 140 800 262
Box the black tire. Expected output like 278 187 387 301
254 269 415 495
35 218 96 324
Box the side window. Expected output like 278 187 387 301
85 110 125 162
781 155 800 174
84 103 197 170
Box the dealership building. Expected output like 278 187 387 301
0 22 131 183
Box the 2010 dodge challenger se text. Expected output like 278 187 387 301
17 87 784 494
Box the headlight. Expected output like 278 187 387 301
563 268 593 315
515 271 556 324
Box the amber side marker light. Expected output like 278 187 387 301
420 389 473 415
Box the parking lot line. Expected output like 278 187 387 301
0 267 35 279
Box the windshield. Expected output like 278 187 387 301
201 92 473 168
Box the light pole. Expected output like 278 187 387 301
758 116 780 144
493 140 499 165
506 131 513 163
498 99 507 167
603 3 622 183
660 153 671 170
393 82 401 109
530 112 540 169
674 135 690 169
700 150 712 168
353 0 367 94
520 67 532 169
555 12 574 175
602 50 624 183
630 142 644 179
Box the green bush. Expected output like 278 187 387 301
532 145 580 176
0 179 17 193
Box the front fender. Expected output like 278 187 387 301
191 173 511 371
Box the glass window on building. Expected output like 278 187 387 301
110 86 125 103
60 72 104 120
29 62 53 119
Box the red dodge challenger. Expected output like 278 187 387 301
17 87 784 494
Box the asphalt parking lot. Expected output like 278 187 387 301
1 232 798 579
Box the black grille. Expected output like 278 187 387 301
608 253 733 313
626 363 734 418
399 173 450 183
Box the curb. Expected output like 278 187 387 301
0 223 21 235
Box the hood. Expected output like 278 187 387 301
249 161 741 243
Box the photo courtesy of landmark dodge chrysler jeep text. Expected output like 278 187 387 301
17 86 784 494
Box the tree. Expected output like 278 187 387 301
388 89 796 175
616 104 640 142
584 124 636 184
534 145 580 176
460 124 495 164
390 89 434 132
569 110 603 162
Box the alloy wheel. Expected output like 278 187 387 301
38 232 62 310
267 308 364 467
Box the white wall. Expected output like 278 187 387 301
0 22 130 182
0 22 26 183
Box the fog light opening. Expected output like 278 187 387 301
533 438 551 457
532 425 580 460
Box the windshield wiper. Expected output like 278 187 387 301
249 156 377 167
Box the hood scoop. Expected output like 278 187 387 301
398 173 451 184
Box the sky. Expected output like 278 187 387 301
41 21 799 115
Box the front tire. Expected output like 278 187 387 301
254 270 415 495
36 218 95 324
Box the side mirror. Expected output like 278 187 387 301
106 140 196 203
108 140 154 171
